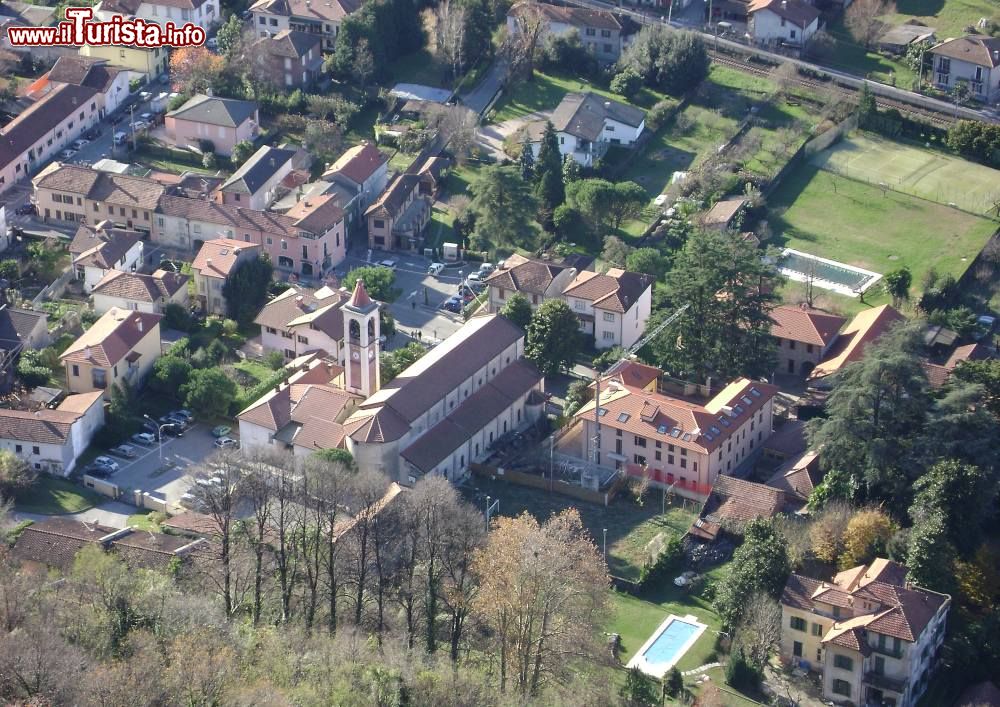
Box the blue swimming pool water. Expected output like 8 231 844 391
642 619 700 666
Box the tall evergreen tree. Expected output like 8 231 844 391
518 141 534 181
535 121 562 179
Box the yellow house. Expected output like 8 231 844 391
60 308 163 399
79 45 169 79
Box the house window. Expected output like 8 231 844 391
806 343 813 354
833 655 853 671
788 340 795 350
655 451 661 461
603 312 615 322
831 680 851 698
32 446 40 455
71 365 79 377
498 288 506 300
603 44 613 53
634 436 646 447
938 57 950 73
812 623 822 637
585 27 595 36
633 454 646 465
602 331 615 340
92 369 107 389
259 16 265 24
832 606 841 618
297 335 309 344
374 219 385 229
790 29 796 39
790 616 807 632
284 349 295 358
601 29 611 38
15 445 22 453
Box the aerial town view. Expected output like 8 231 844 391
0 0 998 702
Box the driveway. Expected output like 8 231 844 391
477 110 551 161
11 501 138 530
106 422 224 506
461 58 509 116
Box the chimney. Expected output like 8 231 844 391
994 50 999 61
137 318 143 333
295 295 305 308
84 346 92 360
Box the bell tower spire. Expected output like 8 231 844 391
342 279 380 398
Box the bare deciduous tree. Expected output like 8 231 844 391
735 592 782 670
437 0 467 82
845 0 894 49
771 61 800 97
504 2 546 81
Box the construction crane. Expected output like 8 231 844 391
588 303 690 466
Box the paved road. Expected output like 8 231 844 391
461 58 509 116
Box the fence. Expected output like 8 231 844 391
470 462 627 507
83 474 120 499
31 266 75 308
762 113 857 198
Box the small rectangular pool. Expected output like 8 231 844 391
779 248 882 297
627 614 708 678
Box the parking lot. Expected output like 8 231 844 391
343 248 489 348
102 423 225 505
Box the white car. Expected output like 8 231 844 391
654 194 669 207
478 263 495 276
428 262 445 276
60 148 78 160
467 272 482 283
140 112 154 122
131 432 156 446
71 138 90 150
110 444 138 459
93 456 120 472
379 259 397 270
214 437 239 449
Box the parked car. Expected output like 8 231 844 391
60 148 77 160
15 203 35 216
469 280 486 293
444 296 462 313
159 413 189 428
140 112 154 122
379 259 398 270
974 315 997 341
467 272 482 283
139 90 152 102
131 120 149 132
214 437 239 449
161 423 185 437
83 464 112 478
93 456 120 472
113 131 128 145
110 444 138 459
428 262 445 276
172 409 194 421
131 432 156 446
211 425 231 438
478 263 495 277
458 284 476 297
71 138 90 150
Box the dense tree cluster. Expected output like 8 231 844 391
618 28 709 96
222 256 274 326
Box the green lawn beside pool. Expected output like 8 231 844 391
770 164 997 303
16 476 102 515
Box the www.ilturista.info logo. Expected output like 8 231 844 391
5 7 206 48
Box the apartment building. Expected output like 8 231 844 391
770 304 847 377
249 0 361 50
251 29 324 89
79 44 168 79
572 374 778 499
91 269 189 315
322 142 389 223
524 92 645 167
26 55 131 118
365 173 431 252
781 559 951 707
217 144 303 211
165 95 259 157
60 308 163 399
95 0 218 32
0 84 100 197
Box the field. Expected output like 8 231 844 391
771 162 997 311
15 476 102 515
886 0 999 41
811 133 1000 215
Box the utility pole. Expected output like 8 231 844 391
129 104 136 153
549 434 554 494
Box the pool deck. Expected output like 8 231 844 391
780 248 882 298
627 613 708 679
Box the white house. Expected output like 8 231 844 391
484 253 578 313
0 391 105 476
930 36 1000 103
249 0 360 51
562 268 653 350
254 285 349 361
91 269 190 316
26 55 131 119
95 0 218 33
69 222 144 294
525 92 645 167
747 0 820 51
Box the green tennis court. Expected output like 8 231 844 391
810 133 1000 216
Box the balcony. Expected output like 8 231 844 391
870 644 904 659
863 671 907 695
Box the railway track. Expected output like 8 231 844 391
708 50 956 127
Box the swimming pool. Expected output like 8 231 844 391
627 614 708 678
779 248 882 298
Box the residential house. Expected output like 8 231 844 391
252 29 324 89
525 92 645 167
0 303 50 354
365 173 432 252
322 142 389 228
190 238 262 315
238 378 359 460
249 0 361 51
68 221 144 293
344 312 545 484
687 474 790 542
0 84 100 197
485 254 576 313
94 0 218 33
12 517 209 573
765 448 823 510
770 304 847 377
91 269 189 315
60 307 162 399
0 1 57 59
155 192 345 276
25 55 131 118
878 22 936 55
572 373 778 499
562 268 652 350
781 559 950 707
507 1 632 63
701 197 748 231
808 304 904 384
79 44 169 80
747 0 821 51
254 284 348 360
0 391 104 475
165 95 259 157
33 163 164 234
923 341 993 388
930 36 1000 103
217 144 301 210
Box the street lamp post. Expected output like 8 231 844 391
549 435 554 494
485 495 491 531
143 414 167 463
603 528 608 565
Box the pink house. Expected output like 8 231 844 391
164 95 259 157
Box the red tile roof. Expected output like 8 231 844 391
348 278 373 309
191 238 261 280
562 268 652 314
323 142 387 185
770 304 846 347
60 307 161 367
92 269 188 304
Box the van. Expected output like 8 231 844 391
113 131 128 146
428 262 445 276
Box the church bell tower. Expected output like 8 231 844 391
343 278 380 398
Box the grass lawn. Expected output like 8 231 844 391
822 18 916 87
16 476 102 515
770 163 997 303
232 359 278 384
886 0 999 40
387 48 453 89
463 474 698 580
491 70 672 124
426 204 456 251
127 510 165 531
